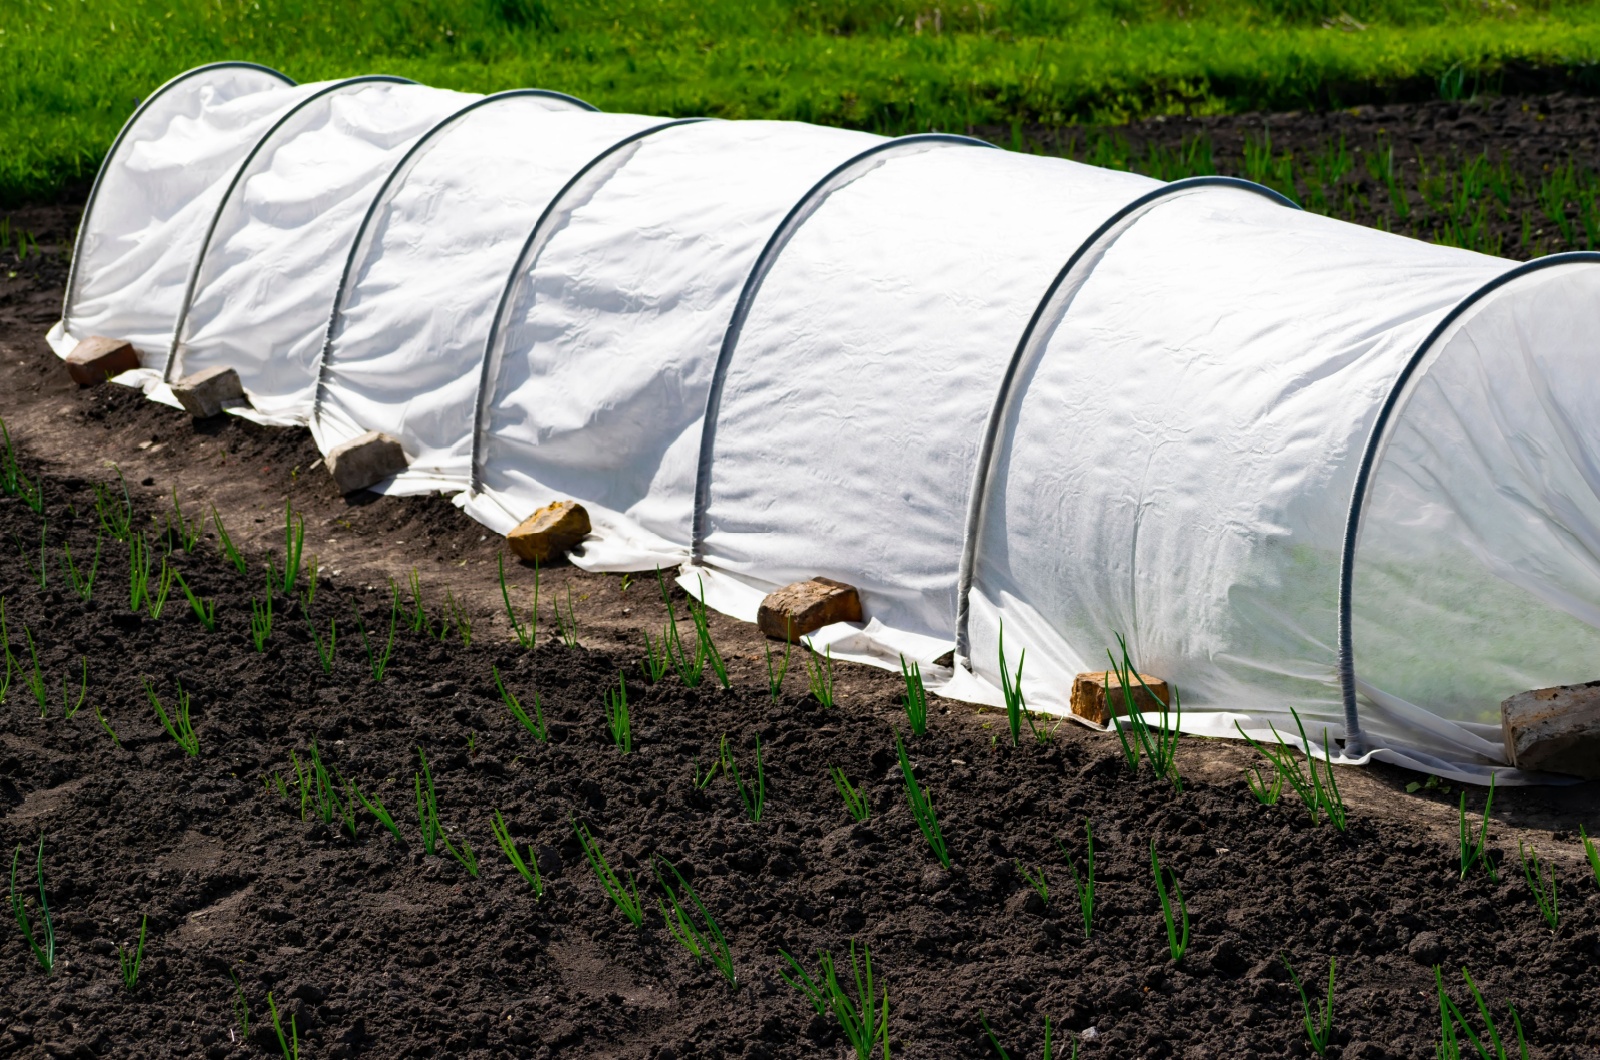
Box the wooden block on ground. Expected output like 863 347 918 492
507 500 591 563
172 366 246 419
757 577 863 642
1070 670 1172 726
65 335 139 386
325 430 407 494
1502 680 1600 779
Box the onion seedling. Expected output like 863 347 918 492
22 628 47 716
250 573 274 653
1016 860 1049 906
349 780 404 842
444 589 472 646
17 518 47 589
765 639 791 703
119 915 148 991
61 532 101 601
353 584 398 682
303 555 318 609
604 671 632 753
803 645 836 708
229 968 251 1038
280 499 304 594
642 630 670 683
1283 954 1334 1056
1059 821 1096 938
404 568 432 635
490 810 544 897
1244 757 1284 805
896 733 950 869
1435 965 1527 1060
1459 772 1498 881
93 467 135 541
145 556 174 619
656 855 737 986
999 621 1027 747
572 818 643 926
686 579 728 688
303 604 336 672
1150 839 1189 962
1106 633 1181 789
493 665 546 741
831 766 870 822
169 487 201 552
552 584 579 648
0 599 11 703
128 531 153 612
0 421 42 513
1582 825 1600 890
411 748 476 873
980 1012 1072 1060
723 734 764 822
174 570 216 631
267 991 299 1060
61 656 87 719
211 505 246 574
901 655 928 736
143 677 198 756
8 835 54 974
655 568 706 687
779 941 889 1060
1518 840 1558 930
498 552 539 649
92 700 119 747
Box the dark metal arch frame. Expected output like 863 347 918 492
1334 250 1600 756
310 87 599 425
468 116 713 492
689 132 998 561
60 61 296 334
162 75 418 384
952 176 1299 673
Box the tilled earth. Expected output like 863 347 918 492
2 459 1600 1060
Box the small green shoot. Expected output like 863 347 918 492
1106 633 1181 789
765 638 791 703
250 573 274 652
169 486 201 551
1245 757 1284 805
803 645 836 708
281 499 304 594
229 968 251 1038
1016 860 1049 906
1518 840 1558 930
1060 820 1096 938
173 570 216 631
22 628 46 716
552 584 579 648
128 531 152 612
1460 773 1498 881
901 654 928 736
1283 954 1334 1056
443 589 470 646
61 656 87 719
980 1012 1072 1060
1151 839 1189 963
896 732 950 869
655 855 736 987
143 677 198 756
119 915 148 991
687 578 728 688
656 568 705 687
61 532 101 601
94 466 134 541
490 810 544 897
831 766 870 822
572 818 644 926
354 584 398 682
212 505 246 573
93 700 119 747
1582 825 1600 890
723 734 764 822
404 568 432 635
499 552 539 649
604 670 631 753
267 991 299 1060
999 621 1027 747
779 941 889 1060
349 780 404 842
642 629 670 683
412 748 475 872
493 665 546 741
304 605 336 672
1435 965 1528 1060
8 835 54 974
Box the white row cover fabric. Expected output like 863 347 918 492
52 64 1600 783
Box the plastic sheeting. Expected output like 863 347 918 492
50 64 1600 783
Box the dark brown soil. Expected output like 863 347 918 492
4 95 1600 1060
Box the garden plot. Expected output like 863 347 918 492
2 429 1600 1059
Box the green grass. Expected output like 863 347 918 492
7 0 1600 206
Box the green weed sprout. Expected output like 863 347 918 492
267 991 299 1060
1435 965 1527 1060
61 532 101 600
281 499 304 594
687 578 728 688
490 810 544 897
229 969 251 1038
803 645 836 708
572 818 643 926
723 734 765 822
980 1012 1073 1060
1283 954 1334 1056
1150 839 1189 963
1518 840 1558 930
1060 821 1096 938
1459 773 1498 881
901 655 928 736
1582 826 1600 890
349 779 404 842
493 665 546 741
778 941 889 1060
143 677 198 756
250 570 274 652
211 506 246 574
1015 860 1049 905
552 584 579 648
8 835 54 974
119 915 148 991
765 639 791 702
304 605 336 672
1106 633 1181 789
896 733 950 869
354 584 398 682
22 628 46 716
499 552 539 649
831 766 870 822
61 656 86 719
173 570 216 631
169 486 201 551
604 671 632 753
655 855 736 987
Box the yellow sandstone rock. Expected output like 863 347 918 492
1070 670 1172 726
757 578 863 643
507 500 592 563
